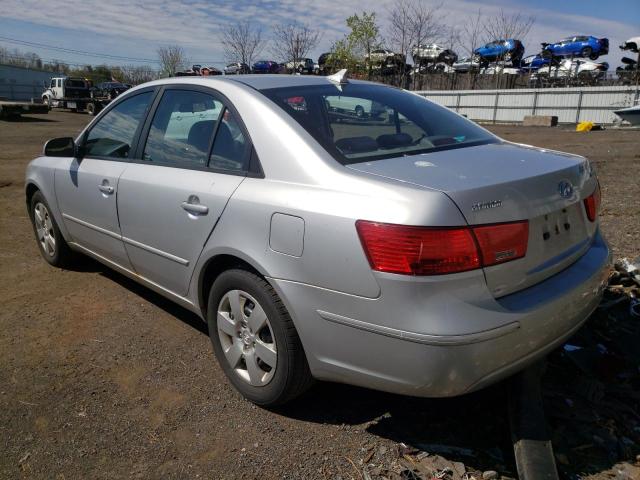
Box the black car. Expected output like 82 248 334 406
92 82 130 100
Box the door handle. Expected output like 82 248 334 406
181 196 209 215
98 184 114 194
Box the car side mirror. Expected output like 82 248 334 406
44 137 76 157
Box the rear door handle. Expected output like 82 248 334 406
98 184 114 194
181 195 209 215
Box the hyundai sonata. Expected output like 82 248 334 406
26 72 610 405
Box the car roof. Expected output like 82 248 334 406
126 75 379 97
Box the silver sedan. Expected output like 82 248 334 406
26 73 610 406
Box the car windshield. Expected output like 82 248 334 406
260 83 498 165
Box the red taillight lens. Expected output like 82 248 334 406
472 221 529 267
583 183 601 222
355 221 480 275
356 220 529 276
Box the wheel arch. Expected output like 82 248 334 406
25 181 40 209
197 252 268 318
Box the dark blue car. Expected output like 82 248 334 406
251 60 280 74
473 39 524 65
520 55 549 72
542 35 609 60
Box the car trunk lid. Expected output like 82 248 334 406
347 141 599 297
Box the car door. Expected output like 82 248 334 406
117 87 250 296
55 89 155 268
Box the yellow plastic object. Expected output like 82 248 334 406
576 121 594 132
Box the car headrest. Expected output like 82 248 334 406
376 133 413 148
187 121 215 153
335 136 378 154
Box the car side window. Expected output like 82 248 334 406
84 91 153 159
209 108 250 173
142 89 223 167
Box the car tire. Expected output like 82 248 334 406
43 97 51 110
355 105 365 118
581 47 593 59
207 268 313 406
87 102 96 116
29 190 75 268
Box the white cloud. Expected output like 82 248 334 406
0 0 636 67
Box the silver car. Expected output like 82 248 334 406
26 74 610 406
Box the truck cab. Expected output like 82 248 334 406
42 77 91 106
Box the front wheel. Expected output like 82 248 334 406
29 191 74 267
207 269 313 406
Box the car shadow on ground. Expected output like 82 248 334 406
92 261 629 478
92 260 516 473
86 257 209 336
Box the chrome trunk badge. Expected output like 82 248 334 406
471 200 502 212
558 181 574 199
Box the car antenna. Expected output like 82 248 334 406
327 69 349 90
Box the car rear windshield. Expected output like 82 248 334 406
260 83 498 165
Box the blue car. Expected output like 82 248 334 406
473 39 524 65
542 35 609 60
251 60 280 74
520 55 554 72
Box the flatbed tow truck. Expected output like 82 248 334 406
0 97 49 119
41 77 112 116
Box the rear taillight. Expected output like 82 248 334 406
356 220 529 276
583 183 601 222
472 221 529 267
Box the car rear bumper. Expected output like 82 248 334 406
270 229 610 397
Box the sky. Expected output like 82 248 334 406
0 0 638 70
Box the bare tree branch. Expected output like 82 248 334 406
410 1 445 55
461 8 484 56
271 23 321 70
119 65 158 85
157 45 187 77
220 21 265 66
483 9 535 43
387 0 414 62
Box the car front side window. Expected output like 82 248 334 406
83 91 153 159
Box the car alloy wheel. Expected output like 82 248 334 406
217 289 277 387
33 202 56 257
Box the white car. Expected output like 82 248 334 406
412 44 458 65
325 95 387 119
535 58 608 79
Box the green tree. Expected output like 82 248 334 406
346 11 381 79
325 38 357 73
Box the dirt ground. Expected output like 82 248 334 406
0 111 638 480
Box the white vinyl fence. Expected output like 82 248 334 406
416 85 640 124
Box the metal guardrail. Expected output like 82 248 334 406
415 85 640 124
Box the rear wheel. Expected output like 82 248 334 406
581 46 593 59
207 269 313 406
29 191 74 267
